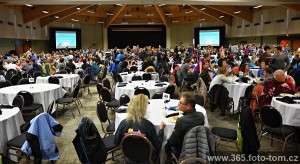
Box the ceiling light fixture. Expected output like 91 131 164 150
200 8 206 11
54 16 59 19
158 4 166 7
185 10 193 14
144 4 152 7
25 4 33 7
76 8 81 11
165 13 172 16
172 20 178 23
42 10 49 14
87 7 95 14
124 11 132 16
71 19 79 22
219 16 224 18
234 11 241 14
148 22 155 24
147 13 154 16
199 18 205 21
121 22 128 24
98 21 104 24
116 4 123 6
106 12 114 16
254 5 263 9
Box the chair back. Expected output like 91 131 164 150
18 78 30 85
142 73 151 80
10 74 20 85
0 81 12 88
96 83 103 96
73 85 81 98
243 85 254 106
260 105 282 128
194 94 204 106
59 70 67 74
132 75 142 81
121 133 154 163
47 101 55 114
160 76 168 82
147 68 155 72
17 91 34 107
134 87 150 98
12 95 24 111
175 70 183 87
130 66 138 71
33 71 42 81
165 84 175 96
64 67 71 74
102 78 111 90
123 68 130 73
116 73 123 82
77 70 84 78
83 74 91 85
96 101 109 123
48 76 60 84
5 69 17 80
119 94 130 106
151 92 163 99
100 87 112 102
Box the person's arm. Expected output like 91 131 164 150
199 61 203 74
284 55 291 72
114 120 125 145
166 120 184 152
220 74 234 84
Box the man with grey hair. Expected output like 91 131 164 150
260 69 295 106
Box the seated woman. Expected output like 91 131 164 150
239 63 254 77
114 94 166 161
209 67 234 90
257 61 266 78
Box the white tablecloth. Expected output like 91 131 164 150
224 82 252 114
0 107 24 154
250 68 260 77
271 97 300 127
114 80 169 100
119 71 159 82
115 99 209 163
0 84 66 113
36 74 80 91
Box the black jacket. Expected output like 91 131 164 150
209 84 230 113
73 117 107 164
239 106 260 157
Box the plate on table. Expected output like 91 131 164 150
168 116 180 123
279 93 294 97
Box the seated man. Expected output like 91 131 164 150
181 57 194 82
260 69 296 106
165 92 205 158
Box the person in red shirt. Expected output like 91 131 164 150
260 69 296 106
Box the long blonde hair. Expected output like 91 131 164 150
126 94 149 123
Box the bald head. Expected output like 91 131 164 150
274 70 285 82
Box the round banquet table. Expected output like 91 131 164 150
0 84 66 113
114 80 169 100
0 107 24 154
115 99 209 164
36 74 80 91
119 71 159 82
250 67 260 77
224 82 252 114
271 97 300 127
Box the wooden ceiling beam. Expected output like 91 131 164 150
23 5 77 23
104 5 126 28
154 4 169 27
281 4 300 13
0 2 7 6
206 5 253 22
189 5 232 26
40 4 93 27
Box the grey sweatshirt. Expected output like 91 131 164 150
271 53 290 71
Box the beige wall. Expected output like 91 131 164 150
1 6 300 53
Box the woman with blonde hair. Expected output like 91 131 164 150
209 66 234 90
114 94 166 161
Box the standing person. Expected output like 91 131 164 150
193 53 214 83
165 92 205 158
188 44 194 58
259 46 272 65
270 46 290 72
114 94 166 162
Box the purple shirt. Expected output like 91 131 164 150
194 57 205 72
